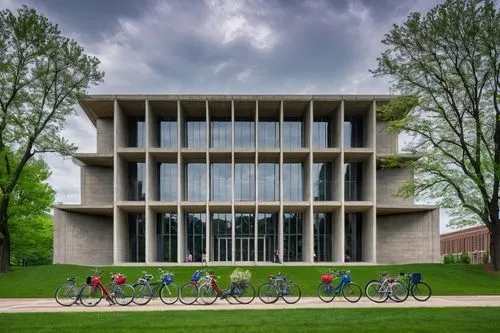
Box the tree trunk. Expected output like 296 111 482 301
489 222 500 271
0 217 11 273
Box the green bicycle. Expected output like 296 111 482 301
132 269 179 305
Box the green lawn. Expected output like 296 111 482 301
0 308 498 332
1 263 499 298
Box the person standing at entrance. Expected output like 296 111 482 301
202 248 207 266
274 248 280 263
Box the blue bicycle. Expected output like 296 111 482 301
317 269 362 303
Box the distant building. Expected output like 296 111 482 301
440 225 490 263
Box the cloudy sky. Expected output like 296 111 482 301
2 0 455 231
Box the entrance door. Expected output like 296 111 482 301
217 237 232 261
236 237 252 261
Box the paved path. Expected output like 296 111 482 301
1 296 500 313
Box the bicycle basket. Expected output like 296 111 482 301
321 274 332 283
191 271 202 282
115 275 127 285
86 276 91 284
341 274 351 284
411 273 421 283
164 274 174 284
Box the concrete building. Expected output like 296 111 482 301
53 94 440 266
441 225 490 264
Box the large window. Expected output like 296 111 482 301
158 117 177 148
210 117 231 148
156 213 177 262
235 213 255 261
313 163 332 201
234 163 255 201
186 163 206 201
313 117 331 148
185 213 206 262
211 163 231 201
128 162 145 201
235 119 255 148
258 118 279 148
258 163 279 201
185 118 206 148
128 213 145 262
128 116 145 147
344 116 364 148
283 163 303 201
283 118 304 148
158 163 177 201
257 213 278 262
211 213 232 262
283 213 303 262
345 213 362 262
344 162 363 201
314 213 333 262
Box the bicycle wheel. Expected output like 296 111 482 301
179 283 198 305
282 282 301 304
198 284 218 305
54 284 78 306
411 281 432 301
389 282 409 303
342 282 362 303
317 283 335 303
132 282 153 305
365 281 388 303
233 283 256 304
258 282 279 304
114 283 134 306
159 283 180 305
79 284 103 307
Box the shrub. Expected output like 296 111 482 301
482 252 489 264
443 253 455 264
460 251 471 264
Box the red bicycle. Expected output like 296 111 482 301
79 269 134 306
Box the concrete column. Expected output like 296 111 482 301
177 100 183 263
305 100 314 262
205 100 211 263
145 100 156 263
338 100 345 263
369 100 377 262
113 100 124 263
231 100 235 264
279 100 284 263
254 100 259 263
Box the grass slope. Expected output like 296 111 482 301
0 263 499 298
0 308 498 332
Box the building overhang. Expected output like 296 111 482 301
376 204 439 216
53 204 113 217
72 153 113 167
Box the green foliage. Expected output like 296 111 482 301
377 95 418 123
460 251 471 264
10 216 52 266
483 252 489 264
444 253 456 264
378 156 414 169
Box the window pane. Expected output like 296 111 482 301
235 163 255 201
344 116 364 148
313 118 331 148
283 118 303 148
211 213 232 261
128 213 145 262
345 213 362 262
283 163 303 201
313 163 332 201
186 119 206 148
235 120 255 148
128 116 145 147
258 119 279 148
257 213 278 262
211 163 231 201
128 162 145 200
185 213 206 262
158 117 177 148
283 213 303 262
158 163 177 201
156 213 177 262
210 118 231 148
314 213 333 262
344 162 362 201
258 163 279 201
186 163 206 201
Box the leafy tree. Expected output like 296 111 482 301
372 0 500 269
0 6 104 272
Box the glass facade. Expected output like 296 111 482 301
344 116 364 148
314 213 333 262
234 163 255 201
128 116 145 147
283 163 303 201
313 117 331 148
210 163 231 201
235 213 255 261
235 119 255 148
158 117 177 148
210 118 231 148
128 162 145 201
185 213 206 262
283 213 303 262
211 213 232 261
344 162 363 201
258 118 279 148
128 213 145 262
257 213 278 262
283 117 304 148
156 213 177 262
185 118 206 148
345 213 362 262
258 163 279 201
313 163 332 201
186 163 206 201
158 163 177 201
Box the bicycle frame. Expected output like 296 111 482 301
323 275 349 295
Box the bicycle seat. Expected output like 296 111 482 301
67 277 77 281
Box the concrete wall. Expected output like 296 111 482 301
53 209 113 265
376 168 413 205
96 118 114 154
376 209 440 263
81 166 113 205
376 120 398 154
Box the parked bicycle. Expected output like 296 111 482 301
317 269 362 303
132 269 180 305
179 269 209 305
198 269 256 305
79 269 135 306
258 272 301 304
398 272 432 301
54 276 80 306
365 272 408 303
